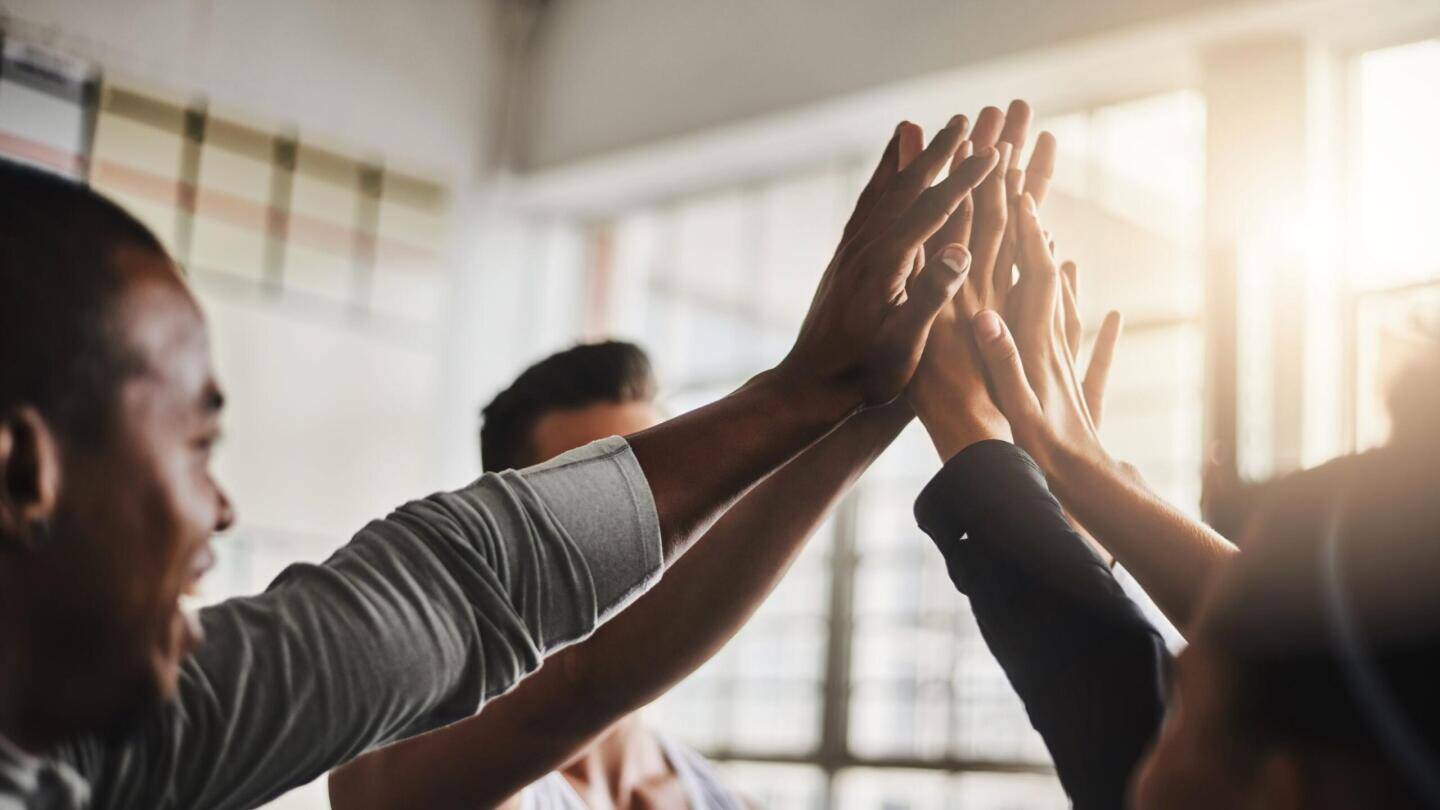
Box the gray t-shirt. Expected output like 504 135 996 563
0 437 662 810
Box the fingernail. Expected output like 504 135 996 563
941 245 971 276
974 310 1004 342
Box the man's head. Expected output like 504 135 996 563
0 160 232 748
1134 439 1440 809
480 341 661 471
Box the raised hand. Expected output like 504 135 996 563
956 100 1058 319
780 118 999 409
972 193 1119 474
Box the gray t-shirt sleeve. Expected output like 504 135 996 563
60 436 661 810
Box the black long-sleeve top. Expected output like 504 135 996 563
913 441 1171 809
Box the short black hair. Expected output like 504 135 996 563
0 158 168 442
1205 432 1440 806
479 340 657 472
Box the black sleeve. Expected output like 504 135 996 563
913 441 1170 810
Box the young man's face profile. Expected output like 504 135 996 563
18 248 234 742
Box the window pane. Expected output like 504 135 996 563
286 143 360 305
91 87 186 250
835 768 1066 810
375 172 449 324
717 762 826 810
1354 40 1440 290
0 41 91 178
192 118 273 282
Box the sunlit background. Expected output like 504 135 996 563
2 1 1438 808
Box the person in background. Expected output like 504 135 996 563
0 113 999 810
908 153 1440 807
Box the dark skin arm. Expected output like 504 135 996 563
329 403 913 810
330 121 1001 810
625 118 998 567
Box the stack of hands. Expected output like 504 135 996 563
779 104 1122 499
777 100 1123 483
776 100 1234 628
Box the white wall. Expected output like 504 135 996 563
0 0 499 178
521 0 1247 168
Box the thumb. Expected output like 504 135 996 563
972 309 1042 422
892 243 971 339
907 242 971 310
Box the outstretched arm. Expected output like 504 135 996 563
330 403 913 810
58 121 998 810
328 120 999 810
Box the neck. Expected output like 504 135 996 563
562 714 671 800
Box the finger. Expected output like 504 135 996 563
854 115 968 246
905 244 971 314
886 245 973 360
1024 131 1057 205
1082 310 1124 425
991 211 1018 309
970 106 1005 150
897 122 926 170
924 140 975 259
972 309 1043 421
998 99 1032 170
1061 261 1082 358
968 141 1012 296
838 122 911 248
873 148 999 264
1013 193 1063 344
1015 193 1060 291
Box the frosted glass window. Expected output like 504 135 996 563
192 120 273 281
1354 39 1440 290
90 89 186 250
0 41 91 178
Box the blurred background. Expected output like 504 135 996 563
1 0 1438 807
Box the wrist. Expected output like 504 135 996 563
756 363 862 431
914 395 1012 461
1039 435 1123 503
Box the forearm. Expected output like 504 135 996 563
574 400 911 702
329 403 912 810
627 367 855 564
1048 445 1238 631
916 441 1168 809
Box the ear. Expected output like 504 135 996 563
1246 749 1305 810
0 407 61 550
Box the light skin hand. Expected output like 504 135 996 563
971 195 1237 629
909 101 1068 463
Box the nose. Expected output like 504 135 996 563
215 487 236 534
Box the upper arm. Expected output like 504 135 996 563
75 439 663 810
